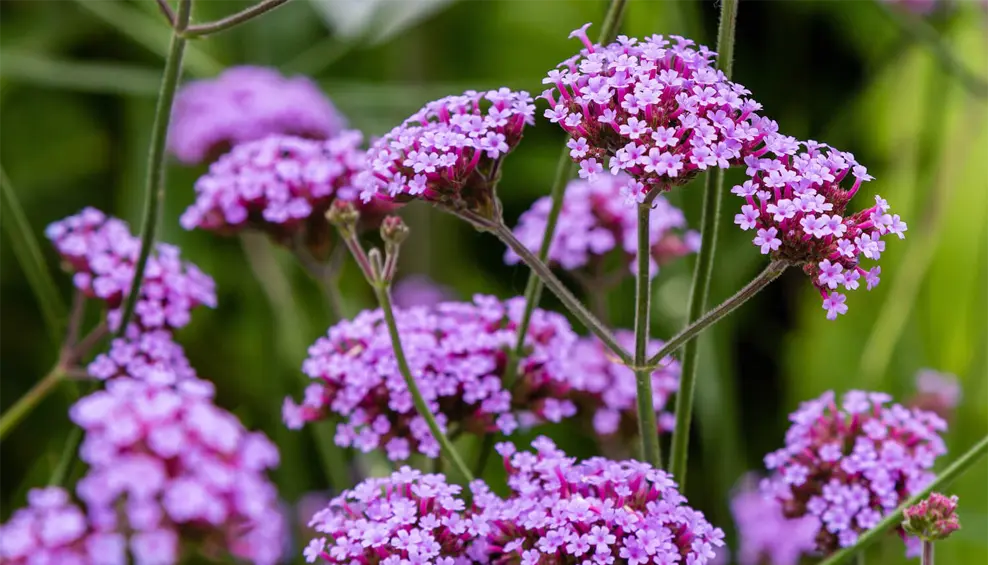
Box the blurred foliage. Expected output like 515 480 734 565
1 0 986 563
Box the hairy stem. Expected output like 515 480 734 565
184 0 293 38
818 434 988 565
634 203 661 468
922 542 933 565
373 284 474 482
666 0 739 483
115 0 191 337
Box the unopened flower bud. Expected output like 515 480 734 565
326 200 359 236
380 216 409 248
902 492 961 541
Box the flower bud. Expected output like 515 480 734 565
326 199 360 237
902 492 961 541
380 215 410 248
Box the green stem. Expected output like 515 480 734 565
0 167 67 343
373 284 474 482
183 0 293 38
922 541 933 565
818 434 988 565
114 0 191 338
634 202 661 469
49 426 84 486
0 368 65 441
493 223 632 366
665 0 738 483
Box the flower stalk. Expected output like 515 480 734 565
182 0 294 38
634 200 661 469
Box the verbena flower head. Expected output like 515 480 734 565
71 376 284 565
0 487 126 565
87 327 196 382
358 88 536 222
730 474 818 565
283 295 577 461
761 390 947 554
181 133 393 252
46 208 217 332
909 368 961 420
486 437 725 565
731 140 906 320
392 274 457 309
902 492 961 541
303 467 491 564
168 66 346 164
505 173 698 278
543 24 779 201
564 331 679 438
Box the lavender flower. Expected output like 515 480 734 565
71 375 284 565
391 274 457 309
283 295 577 461
761 390 947 554
46 208 217 332
181 133 394 251
564 331 679 438
168 66 346 165
0 487 126 565
505 173 698 278
87 327 197 382
730 474 818 565
303 468 490 564
543 24 779 201
358 88 536 221
909 369 961 420
902 492 961 541
731 141 906 320
485 437 726 565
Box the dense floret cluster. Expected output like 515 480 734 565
87 327 197 383
730 475 818 565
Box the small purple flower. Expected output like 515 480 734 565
284 296 577 460
484 437 725 565
505 173 698 279
168 66 346 165
730 141 906 319
358 89 535 221
543 25 778 200
87 327 196 383
730 475 818 565
761 390 947 555
46 208 216 332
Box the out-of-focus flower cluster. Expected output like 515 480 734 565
565 331 679 438
543 24 780 201
882 0 939 15
730 475 818 565
505 173 698 278
909 368 961 421
168 66 346 165
46 208 216 332
284 295 577 460
485 437 725 565
87 327 197 383
358 88 535 220
72 374 284 565
731 141 905 319
303 468 489 564
391 275 457 309
761 390 947 554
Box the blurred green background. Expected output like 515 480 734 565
1 0 986 563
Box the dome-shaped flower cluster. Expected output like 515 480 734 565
87 327 197 382
46 208 216 332
543 24 779 201
486 437 725 565
505 173 698 278
730 475 819 565
303 467 490 564
358 88 536 220
181 132 392 246
71 374 284 565
564 331 680 438
731 141 905 320
168 65 346 165
761 390 947 554
283 295 577 461
0 487 126 565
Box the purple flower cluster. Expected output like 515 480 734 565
729 475 818 565
283 295 577 460
181 132 393 247
87 327 197 382
168 66 346 165
71 374 284 565
909 369 961 421
564 331 679 438
0 487 126 565
303 468 489 564
761 390 947 554
731 141 905 320
486 437 725 565
391 274 457 309
357 88 536 220
505 173 698 278
46 208 216 332
543 25 778 201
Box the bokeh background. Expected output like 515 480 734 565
1 0 986 563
